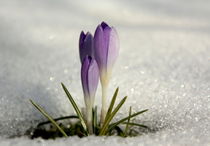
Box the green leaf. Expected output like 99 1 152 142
92 106 97 134
30 99 68 137
125 106 132 135
122 122 148 128
61 83 88 134
38 115 79 127
104 87 119 123
99 96 127 135
108 109 148 131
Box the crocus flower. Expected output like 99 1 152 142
94 22 119 124
79 31 94 63
81 56 99 134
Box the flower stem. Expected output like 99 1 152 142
87 104 93 134
100 82 108 126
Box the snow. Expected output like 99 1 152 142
0 0 210 145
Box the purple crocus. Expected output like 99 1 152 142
79 31 94 63
94 22 119 78
94 22 119 124
81 56 99 133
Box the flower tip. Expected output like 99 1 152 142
79 31 85 46
101 21 110 30
79 31 94 63
80 30 85 35
80 30 86 39
80 31 93 42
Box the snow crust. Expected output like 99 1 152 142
0 0 209 145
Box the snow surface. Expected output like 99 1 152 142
0 0 210 145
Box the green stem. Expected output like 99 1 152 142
100 82 108 126
86 104 93 134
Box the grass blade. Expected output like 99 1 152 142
30 99 68 137
122 122 148 128
61 83 87 134
108 109 148 131
125 106 132 135
38 115 79 127
104 87 119 123
99 96 127 135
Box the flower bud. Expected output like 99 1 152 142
94 22 119 84
79 31 94 63
81 56 99 133
93 22 119 124
81 56 99 103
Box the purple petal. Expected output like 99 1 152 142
81 56 91 98
79 31 86 50
106 27 119 70
94 25 107 70
87 59 99 99
79 32 94 63
94 22 119 76
81 56 99 105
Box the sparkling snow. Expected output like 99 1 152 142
0 0 209 145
